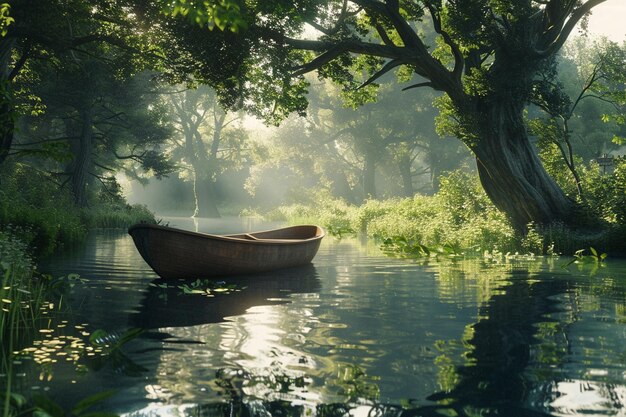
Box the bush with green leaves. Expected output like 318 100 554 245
612 158 626 224
259 167 626 256
0 163 86 254
363 173 517 254
262 171 520 255
579 157 626 225
1 163 156 254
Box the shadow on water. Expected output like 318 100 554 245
142 271 616 417
420 277 570 417
129 264 321 329
30 228 626 416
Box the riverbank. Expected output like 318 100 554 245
255 171 626 257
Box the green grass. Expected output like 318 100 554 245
256 170 626 257
85 203 156 229
1 230 47 417
1 163 157 255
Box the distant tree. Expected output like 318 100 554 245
530 37 626 195
18 57 173 207
252 79 468 202
165 86 249 217
168 0 610 232
0 0 163 166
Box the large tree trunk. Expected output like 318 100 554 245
471 99 575 232
397 153 414 197
428 278 569 411
363 153 377 199
67 107 94 207
192 172 220 218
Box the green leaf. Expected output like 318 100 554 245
90 329 109 346
72 390 118 416
115 328 143 347
612 135 625 145
8 392 27 408
33 394 65 417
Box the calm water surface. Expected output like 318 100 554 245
17 217 626 416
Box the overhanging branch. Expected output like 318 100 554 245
291 45 348 76
402 81 434 91
289 38 408 76
425 2 464 81
535 0 608 57
357 59 405 89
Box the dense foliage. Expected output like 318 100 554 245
163 0 614 232
261 166 626 257
0 0 623 258
0 162 154 255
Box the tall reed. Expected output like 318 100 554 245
1 230 48 417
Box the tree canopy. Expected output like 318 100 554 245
167 0 609 232
1 0 619 233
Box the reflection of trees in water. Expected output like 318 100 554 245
166 267 626 417
118 248 626 417
197 278 566 417
433 257 560 307
429 263 626 416
161 278 547 416
425 278 569 416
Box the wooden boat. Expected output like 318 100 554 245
128 223 325 279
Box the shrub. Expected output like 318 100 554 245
261 171 519 254
86 203 155 228
258 167 626 257
0 163 156 254
0 163 86 254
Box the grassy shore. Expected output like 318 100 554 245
257 171 626 257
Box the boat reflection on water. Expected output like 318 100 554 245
129 264 321 329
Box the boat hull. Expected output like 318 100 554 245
128 224 324 279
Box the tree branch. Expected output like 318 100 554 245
372 19 396 46
357 59 405 89
402 81 434 91
291 44 350 76
93 161 116 172
112 149 147 161
289 38 409 76
535 0 608 57
353 0 423 49
278 2 464 99
425 2 464 81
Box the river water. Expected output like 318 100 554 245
14 217 626 416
